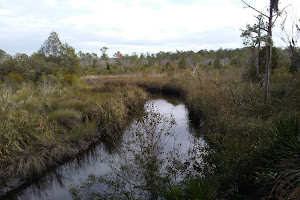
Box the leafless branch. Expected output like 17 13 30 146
272 4 290 27
208 72 264 105
241 0 269 18
243 80 264 100
209 78 239 105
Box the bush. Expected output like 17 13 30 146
5 73 25 85
256 117 300 199
63 73 78 85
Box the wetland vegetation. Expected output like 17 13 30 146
1 1 300 198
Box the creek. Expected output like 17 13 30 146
9 94 206 200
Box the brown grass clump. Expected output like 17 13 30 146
0 80 148 190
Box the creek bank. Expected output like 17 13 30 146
0 86 148 199
12 94 205 200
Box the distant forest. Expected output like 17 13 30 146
0 31 298 86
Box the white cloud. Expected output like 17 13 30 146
0 9 12 15
0 0 300 55
43 0 57 6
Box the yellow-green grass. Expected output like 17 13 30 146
0 81 147 187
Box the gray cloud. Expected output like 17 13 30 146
0 0 244 56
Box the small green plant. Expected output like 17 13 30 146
158 178 215 200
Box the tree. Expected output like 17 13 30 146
113 51 124 59
213 58 222 69
113 51 125 66
259 46 279 74
241 15 267 81
40 31 62 58
178 58 189 70
92 53 98 69
39 31 81 76
60 43 81 76
100 47 109 60
0 49 9 63
106 63 111 72
241 0 286 102
281 15 300 73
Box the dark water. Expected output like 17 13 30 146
12 95 206 200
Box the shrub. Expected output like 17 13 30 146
158 179 215 200
5 73 25 85
257 117 300 199
63 73 78 85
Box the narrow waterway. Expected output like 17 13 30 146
10 94 206 200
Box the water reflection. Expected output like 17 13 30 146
70 97 207 199
10 96 206 200
10 143 113 200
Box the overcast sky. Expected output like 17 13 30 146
0 0 299 56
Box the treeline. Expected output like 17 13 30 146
0 31 298 85
0 32 80 86
77 45 295 78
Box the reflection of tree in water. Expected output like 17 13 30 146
70 104 205 200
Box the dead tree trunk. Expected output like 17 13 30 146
241 0 280 103
256 15 263 81
264 1 274 102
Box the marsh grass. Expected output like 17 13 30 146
0 80 147 190
82 71 299 198
48 109 82 130
1 69 298 198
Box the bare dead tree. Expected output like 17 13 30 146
280 12 300 73
256 15 264 82
241 0 289 102
188 57 203 89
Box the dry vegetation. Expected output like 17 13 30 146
0 66 298 198
0 80 147 194
83 69 299 199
